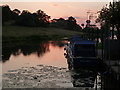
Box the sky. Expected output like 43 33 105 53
1 1 110 26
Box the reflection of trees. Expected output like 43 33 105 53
66 57 107 88
50 41 67 48
19 43 50 57
2 40 50 63
66 57 98 87
2 40 67 63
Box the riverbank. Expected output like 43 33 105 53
3 25 82 42
3 25 104 49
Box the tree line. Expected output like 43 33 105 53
50 17 82 31
2 5 50 27
1 5 82 31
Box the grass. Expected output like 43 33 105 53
2 25 104 49
2 25 83 42
3 25 82 37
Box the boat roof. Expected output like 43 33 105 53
72 40 95 45
70 36 83 42
70 36 95 45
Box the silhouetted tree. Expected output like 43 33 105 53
67 16 76 30
16 10 36 26
2 5 21 25
96 1 120 39
15 9 50 27
81 24 84 29
13 9 21 15
11 9 21 21
67 16 82 31
35 9 50 26
50 16 82 31
2 5 13 25
50 18 68 28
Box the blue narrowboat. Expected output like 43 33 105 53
64 36 99 69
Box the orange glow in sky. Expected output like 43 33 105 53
1 2 109 25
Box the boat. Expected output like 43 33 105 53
64 36 99 69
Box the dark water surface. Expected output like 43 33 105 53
2 40 68 73
2 40 102 89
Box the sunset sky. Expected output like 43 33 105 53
1 1 110 25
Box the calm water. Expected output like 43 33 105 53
2 40 103 88
2 40 68 73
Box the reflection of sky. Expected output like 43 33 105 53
2 43 68 73
1 2 109 25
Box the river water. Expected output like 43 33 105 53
2 41 68 73
1 40 102 89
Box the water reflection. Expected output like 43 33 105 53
50 41 65 48
2 40 68 73
70 68 98 87
2 40 67 63
66 57 103 88
2 41 49 62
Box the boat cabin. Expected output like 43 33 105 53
65 37 96 58
64 36 99 69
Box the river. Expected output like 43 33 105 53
1 40 102 89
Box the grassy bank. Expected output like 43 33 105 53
3 25 82 41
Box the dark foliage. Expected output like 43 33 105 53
2 5 82 30
16 9 51 27
96 1 120 39
2 5 51 27
50 16 82 31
